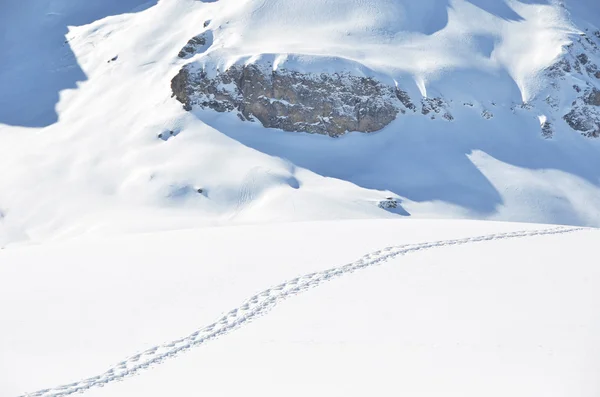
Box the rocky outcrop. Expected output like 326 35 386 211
378 197 399 210
541 120 554 139
564 87 600 137
395 88 416 112
421 97 453 121
171 68 193 111
585 87 600 106
171 63 415 136
177 31 213 59
170 27 600 139
543 29 600 138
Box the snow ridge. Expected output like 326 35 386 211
21 226 585 397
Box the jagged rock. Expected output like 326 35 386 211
564 107 600 137
541 121 553 139
177 32 213 59
542 33 600 138
577 53 589 65
171 63 405 136
395 88 416 111
481 110 494 120
420 97 453 121
421 97 452 120
421 97 442 115
169 22 600 139
378 198 398 209
547 58 571 78
584 88 600 106
582 34 599 50
564 87 600 137
171 68 193 111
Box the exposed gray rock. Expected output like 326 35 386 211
171 63 411 136
542 31 600 138
564 107 600 137
395 88 416 111
564 87 600 137
577 53 589 65
378 198 399 209
158 129 180 141
171 68 193 111
547 58 571 78
178 31 213 59
421 97 453 120
481 110 494 120
584 88 600 106
169 27 600 139
541 120 553 139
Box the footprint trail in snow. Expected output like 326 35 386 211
21 226 585 397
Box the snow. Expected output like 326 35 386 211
1 2 600 392
0 0 599 245
1 2 600 396
1 219 598 397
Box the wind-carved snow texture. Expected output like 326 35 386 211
20 226 584 397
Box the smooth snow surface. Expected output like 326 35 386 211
0 0 599 246
1 220 598 397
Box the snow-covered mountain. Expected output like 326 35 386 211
2 2 600 396
0 0 599 246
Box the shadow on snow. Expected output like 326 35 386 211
0 0 157 128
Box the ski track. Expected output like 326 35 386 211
21 226 586 397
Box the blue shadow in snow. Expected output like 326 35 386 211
196 104 600 225
0 0 157 128
403 0 551 36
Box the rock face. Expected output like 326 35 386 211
421 97 453 121
545 30 600 138
564 87 600 137
177 31 213 59
586 87 600 106
171 63 413 136
171 27 600 139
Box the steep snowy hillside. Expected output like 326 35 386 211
0 0 600 246
1 220 598 397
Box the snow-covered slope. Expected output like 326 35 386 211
1 220 598 397
3 3 600 395
0 0 599 245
